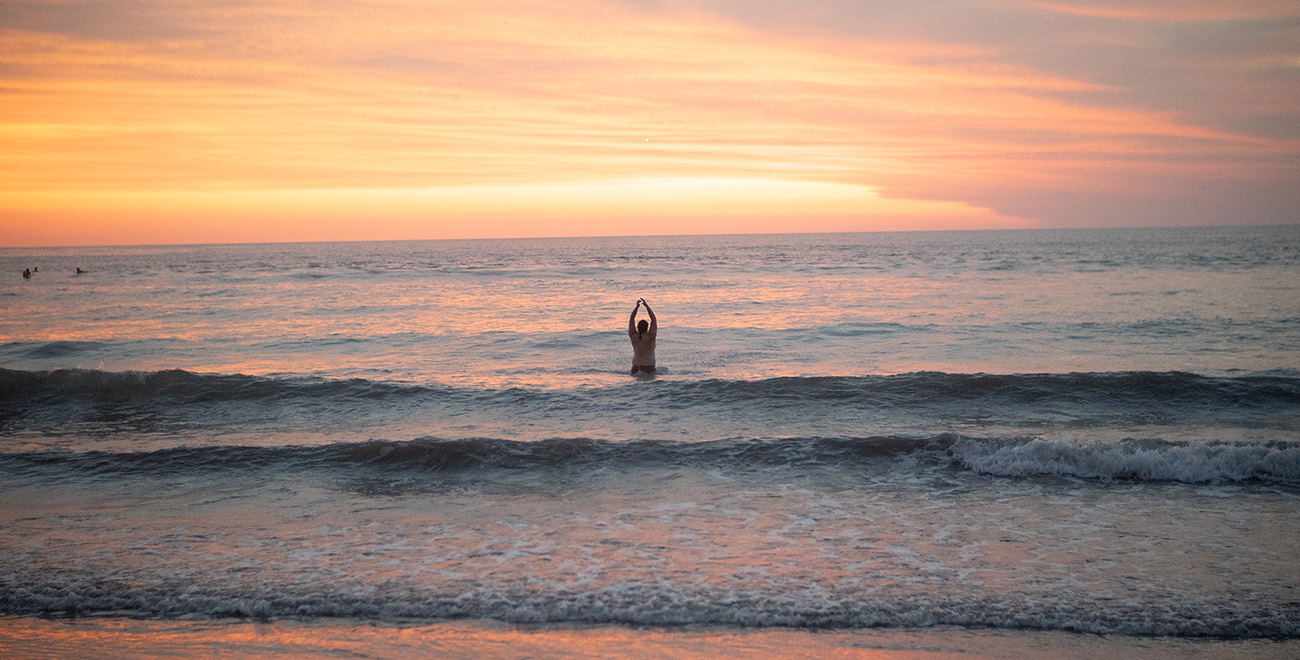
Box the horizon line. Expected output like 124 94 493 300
4 220 1295 251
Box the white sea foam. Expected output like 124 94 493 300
5 574 1295 637
951 437 1300 483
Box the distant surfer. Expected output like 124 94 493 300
76 268 85 274
628 298 657 375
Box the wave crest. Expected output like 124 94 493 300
5 435 1298 484
951 436 1300 483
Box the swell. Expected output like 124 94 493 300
4 435 1298 484
3 368 1297 449
0 435 959 477
0 367 432 404
4 367 1298 409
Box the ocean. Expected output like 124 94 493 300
2 226 1298 658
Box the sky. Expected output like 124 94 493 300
1 0 1297 246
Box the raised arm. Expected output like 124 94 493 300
628 300 641 337
641 299 657 335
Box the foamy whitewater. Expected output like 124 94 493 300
2 226 1298 638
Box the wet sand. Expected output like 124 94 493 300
3 617 1296 660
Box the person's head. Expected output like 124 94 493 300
637 319 649 335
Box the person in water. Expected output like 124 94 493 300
628 298 657 375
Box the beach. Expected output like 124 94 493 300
4 617 1299 659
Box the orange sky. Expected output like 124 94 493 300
1 0 1297 246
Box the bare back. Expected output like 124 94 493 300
628 299 658 368
629 328 656 366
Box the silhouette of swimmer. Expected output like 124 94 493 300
22 268 31 279
628 298 657 375
75 268 85 274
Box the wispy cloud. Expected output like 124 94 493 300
1 0 1296 244
1030 0 1299 21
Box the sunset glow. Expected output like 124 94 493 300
1 0 1296 245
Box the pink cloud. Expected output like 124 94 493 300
1 0 1296 245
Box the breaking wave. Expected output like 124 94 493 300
4 434 1297 485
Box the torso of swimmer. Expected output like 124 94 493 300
628 298 657 374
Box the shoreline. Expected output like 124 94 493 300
3 616 1296 660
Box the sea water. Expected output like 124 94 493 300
1 226 1298 642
